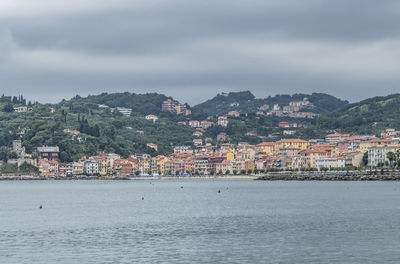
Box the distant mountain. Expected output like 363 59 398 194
317 93 400 134
194 91 349 115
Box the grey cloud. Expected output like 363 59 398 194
0 0 399 104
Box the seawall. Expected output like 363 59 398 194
256 171 400 181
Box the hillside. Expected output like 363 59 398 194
3 91 400 164
194 91 349 115
317 93 400 134
60 92 170 115
0 93 197 162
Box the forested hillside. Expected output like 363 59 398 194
1 91 399 163
0 94 196 162
194 91 349 115
317 94 400 134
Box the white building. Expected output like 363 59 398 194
84 160 99 175
315 157 346 169
193 139 203 146
188 120 200 128
368 145 398 167
14 106 31 113
116 107 132 116
217 116 228 127
174 146 193 154
145 114 158 123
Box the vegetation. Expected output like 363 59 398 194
1 90 400 165
194 91 349 115
316 94 400 134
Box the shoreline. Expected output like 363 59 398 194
0 175 258 181
4 172 400 181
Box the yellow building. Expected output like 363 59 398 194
176 104 181 114
359 138 390 153
275 139 309 154
97 159 109 175
245 159 255 172
151 157 159 174
226 152 235 161
140 159 151 174
157 155 168 175
256 142 275 154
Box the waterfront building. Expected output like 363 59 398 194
84 160 99 175
59 163 73 176
72 162 84 175
315 157 346 169
299 149 329 168
368 145 398 167
91 156 108 175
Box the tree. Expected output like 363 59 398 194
19 162 39 174
9 152 18 159
387 151 396 168
3 103 14 112
362 152 368 166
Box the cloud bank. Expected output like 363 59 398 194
0 0 399 103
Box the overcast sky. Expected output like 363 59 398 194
1 0 400 104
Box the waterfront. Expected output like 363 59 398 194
1 180 400 263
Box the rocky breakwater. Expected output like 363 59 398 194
256 171 400 181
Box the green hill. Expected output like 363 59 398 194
0 93 197 162
194 91 348 115
3 91 399 164
317 93 400 134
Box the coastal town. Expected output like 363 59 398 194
4 127 400 178
2 95 400 178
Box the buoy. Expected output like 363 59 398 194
39 205 43 209
141 197 144 200
218 189 221 193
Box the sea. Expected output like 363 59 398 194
0 179 400 263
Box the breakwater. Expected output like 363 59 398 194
256 171 400 181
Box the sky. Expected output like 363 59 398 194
1 0 400 105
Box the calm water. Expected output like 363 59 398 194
1 180 400 263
